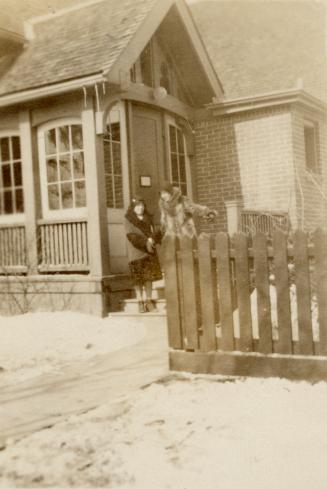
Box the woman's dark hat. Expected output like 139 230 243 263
130 196 145 208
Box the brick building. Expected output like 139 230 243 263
0 0 326 315
191 0 327 234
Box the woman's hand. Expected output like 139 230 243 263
146 238 155 253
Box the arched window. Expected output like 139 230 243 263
38 120 86 217
0 134 24 216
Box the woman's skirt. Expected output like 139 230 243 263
129 253 162 285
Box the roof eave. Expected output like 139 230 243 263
0 72 106 109
208 89 327 116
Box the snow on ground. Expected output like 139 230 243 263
1 373 327 489
0 312 145 385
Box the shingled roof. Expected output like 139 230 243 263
190 0 327 103
0 0 157 96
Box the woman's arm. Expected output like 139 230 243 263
183 197 217 220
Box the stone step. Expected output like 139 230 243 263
120 298 166 314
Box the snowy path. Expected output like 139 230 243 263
0 316 168 443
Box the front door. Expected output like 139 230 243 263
132 105 166 227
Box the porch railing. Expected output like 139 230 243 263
240 210 289 235
0 224 26 272
38 219 89 272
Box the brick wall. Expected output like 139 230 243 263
194 106 297 233
291 106 327 231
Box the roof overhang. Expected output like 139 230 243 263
0 73 106 108
208 89 327 117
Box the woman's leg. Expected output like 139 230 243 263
134 284 146 313
144 281 157 312
144 281 153 301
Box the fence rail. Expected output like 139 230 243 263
0 225 26 271
38 220 89 272
163 230 327 380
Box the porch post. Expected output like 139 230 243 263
82 97 110 277
225 200 242 235
19 110 38 273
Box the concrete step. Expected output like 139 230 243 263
120 298 166 314
108 311 166 318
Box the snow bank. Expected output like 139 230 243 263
0 312 145 384
1 374 327 489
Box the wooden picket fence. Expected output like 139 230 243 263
162 229 327 381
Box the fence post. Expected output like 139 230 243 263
313 228 327 355
253 232 273 354
293 230 313 355
216 232 234 351
161 236 182 349
179 237 199 351
272 230 292 354
234 232 253 352
198 234 217 352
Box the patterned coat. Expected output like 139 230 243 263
159 187 216 239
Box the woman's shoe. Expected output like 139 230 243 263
145 300 157 312
138 301 146 313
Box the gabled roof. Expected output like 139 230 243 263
0 0 222 106
190 0 327 104
0 0 157 97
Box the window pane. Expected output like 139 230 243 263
169 126 177 153
59 154 72 181
171 154 179 182
61 182 73 209
4 190 13 213
71 125 83 150
112 143 122 174
179 155 186 181
103 141 112 173
15 188 24 213
14 162 22 186
45 129 56 155
12 136 21 160
46 158 58 183
2 164 11 188
106 175 114 208
114 175 123 208
140 42 153 87
180 184 187 196
0 138 9 162
48 184 60 210
177 129 184 154
73 153 85 179
58 126 70 153
74 181 86 207
111 123 121 142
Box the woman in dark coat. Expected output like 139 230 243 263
125 197 162 313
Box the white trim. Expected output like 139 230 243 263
37 117 87 220
208 89 327 117
0 74 105 108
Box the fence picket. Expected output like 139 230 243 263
198 234 217 352
216 232 234 351
313 229 327 355
272 230 292 354
234 233 253 352
161 237 182 349
179 237 199 351
293 230 313 355
253 232 272 353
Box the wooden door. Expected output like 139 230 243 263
132 105 166 226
